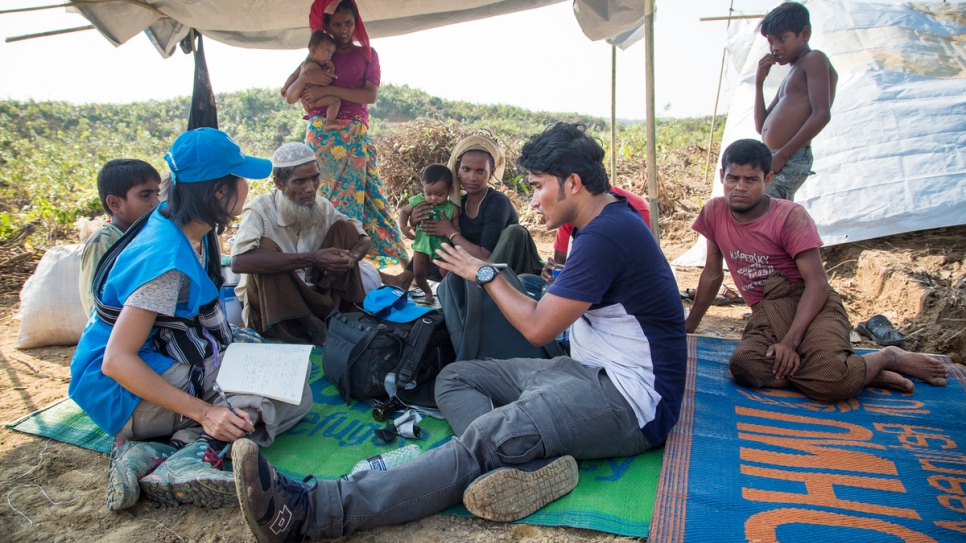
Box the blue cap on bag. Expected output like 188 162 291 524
164 128 272 184
363 285 434 323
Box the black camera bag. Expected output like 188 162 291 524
322 309 455 409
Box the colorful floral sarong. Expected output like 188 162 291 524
306 118 407 268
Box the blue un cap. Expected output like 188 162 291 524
363 285 434 323
164 128 272 184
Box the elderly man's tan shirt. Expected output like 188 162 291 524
231 189 365 321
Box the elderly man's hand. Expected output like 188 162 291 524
311 248 356 272
434 243 487 282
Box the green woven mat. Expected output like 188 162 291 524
7 350 662 536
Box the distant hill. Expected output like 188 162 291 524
0 85 722 242
371 84 612 134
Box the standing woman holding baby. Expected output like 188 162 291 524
285 0 408 269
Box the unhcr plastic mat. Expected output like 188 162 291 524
650 336 966 543
7 348 662 537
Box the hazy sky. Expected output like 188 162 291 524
1 0 951 119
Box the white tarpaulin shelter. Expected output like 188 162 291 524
75 1 568 55
70 0 652 56
675 0 966 267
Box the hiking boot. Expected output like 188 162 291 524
463 455 579 522
232 438 315 543
106 437 176 511
139 439 236 508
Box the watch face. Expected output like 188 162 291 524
476 266 496 285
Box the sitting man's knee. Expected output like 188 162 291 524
729 346 771 389
501 224 530 241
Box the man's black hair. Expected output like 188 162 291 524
324 0 359 26
760 2 810 37
422 164 453 189
160 174 241 236
308 30 336 50
97 159 161 214
721 139 773 174
516 122 610 195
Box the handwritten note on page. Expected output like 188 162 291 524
215 343 312 405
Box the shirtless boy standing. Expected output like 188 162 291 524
755 2 837 200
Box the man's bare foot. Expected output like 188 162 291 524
868 369 915 393
300 315 328 347
883 346 948 386
421 295 435 305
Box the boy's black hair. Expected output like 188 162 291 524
721 139 773 174
324 0 359 26
308 30 336 50
760 2 810 37
421 164 453 189
160 174 241 236
97 159 161 215
516 122 610 195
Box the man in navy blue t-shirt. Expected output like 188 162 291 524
230 123 687 542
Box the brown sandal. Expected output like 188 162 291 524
713 285 743 305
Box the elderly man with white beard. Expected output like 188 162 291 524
231 143 402 346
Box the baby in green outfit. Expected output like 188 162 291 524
398 164 461 304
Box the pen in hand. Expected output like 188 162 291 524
213 381 252 438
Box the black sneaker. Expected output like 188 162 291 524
232 438 315 543
463 455 578 522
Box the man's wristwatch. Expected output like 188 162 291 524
476 265 498 289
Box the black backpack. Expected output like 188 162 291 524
436 268 565 361
322 309 455 410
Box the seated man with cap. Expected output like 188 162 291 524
231 142 389 346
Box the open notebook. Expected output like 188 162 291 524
215 343 312 405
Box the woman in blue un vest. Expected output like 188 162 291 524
69 129 313 511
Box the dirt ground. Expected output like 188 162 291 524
1 217 963 542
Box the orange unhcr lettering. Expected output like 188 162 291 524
745 508 938 543
741 465 920 519
863 399 929 417
876 424 957 449
937 495 966 514
739 433 894 475
935 521 966 534
736 406 875 440
928 475 966 495
920 459 966 476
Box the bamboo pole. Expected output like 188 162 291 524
704 0 736 185
611 44 617 183
644 0 659 239
0 0 119 15
0 0 168 17
699 14 766 22
5 25 94 43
